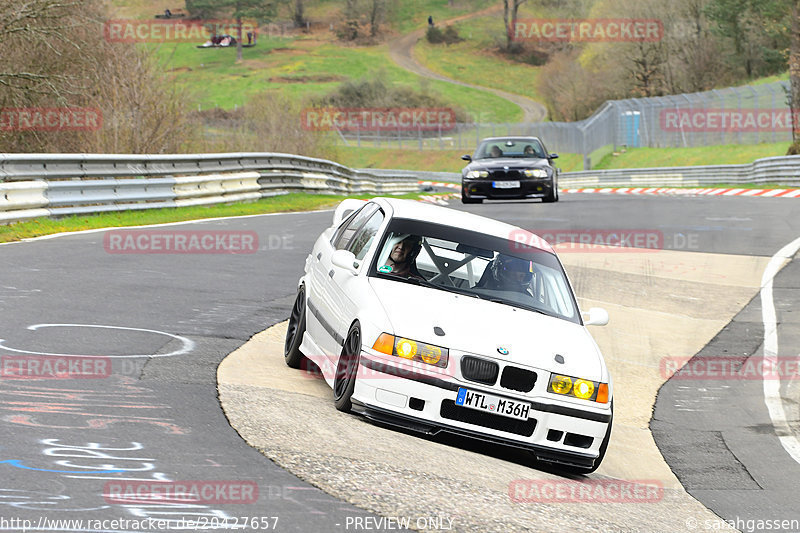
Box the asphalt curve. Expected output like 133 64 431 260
1 193 798 532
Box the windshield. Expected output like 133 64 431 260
369 219 580 324
474 139 545 160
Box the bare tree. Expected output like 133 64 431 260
503 0 527 51
293 0 305 27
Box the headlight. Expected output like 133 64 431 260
548 373 609 403
466 170 489 179
372 333 449 368
524 169 548 178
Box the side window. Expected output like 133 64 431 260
348 210 385 260
332 204 377 250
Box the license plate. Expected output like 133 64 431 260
455 387 531 421
493 181 520 189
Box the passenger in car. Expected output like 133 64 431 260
489 145 503 158
523 145 537 157
383 235 424 279
477 254 533 294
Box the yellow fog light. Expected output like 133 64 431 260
573 379 595 400
549 375 572 395
396 338 417 359
419 344 442 365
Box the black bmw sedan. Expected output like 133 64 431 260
461 136 560 204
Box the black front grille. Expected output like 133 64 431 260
500 366 537 393
440 400 536 437
461 356 499 385
488 170 522 181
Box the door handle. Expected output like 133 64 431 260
328 269 335 278
317 252 322 260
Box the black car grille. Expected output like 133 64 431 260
488 169 522 181
440 400 536 437
461 356 499 385
500 366 537 393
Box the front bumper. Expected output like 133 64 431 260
462 177 555 200
351 354 611 470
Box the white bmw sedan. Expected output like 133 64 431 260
284 197 613 473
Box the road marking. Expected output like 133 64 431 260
0 324 195 358
761 236 800 465
0 460 124 474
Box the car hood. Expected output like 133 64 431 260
465 158 550 171
369 278 604 379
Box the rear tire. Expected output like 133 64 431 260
333 322 361 412
284 286 306 369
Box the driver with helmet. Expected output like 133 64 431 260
383 234 424 279
481 254 533 294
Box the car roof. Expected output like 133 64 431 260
478 136 544 143
370 197 553 253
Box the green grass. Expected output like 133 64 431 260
388 0 491 33
0 192 424 244
154 39 520 121
333 146 584 173
594 142 792 169
414 17 544 111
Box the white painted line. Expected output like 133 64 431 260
0 324 195 358
740 189 764 196
762 189 785 197
783 189 800 198
761 236 800 466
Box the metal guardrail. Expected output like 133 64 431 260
0 153 419 224
368 155 800 189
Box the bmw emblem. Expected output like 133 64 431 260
497 347 509 355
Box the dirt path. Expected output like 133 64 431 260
387 5 548 124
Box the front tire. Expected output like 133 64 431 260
333 322 361 412
284 285 306 369
542 180 559 203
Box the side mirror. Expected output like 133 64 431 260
331 249 358 275
461 155 472 162
549 153 559 160
583 307 609 326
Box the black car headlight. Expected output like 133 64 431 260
523 169 549 178
466 170 489 179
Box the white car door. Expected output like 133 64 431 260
309 203 380 359
327 207 386 347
